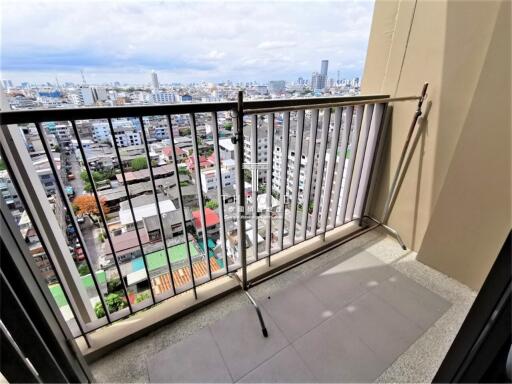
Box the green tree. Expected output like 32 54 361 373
180 127 191 136
244 169 252 182
135 291 150 303
80 170 113 192
94 293 127 318
78 263 90 276
206 199 218 210
130 156 148 171
0 158 6 171
223 122 233 131
178 167 190 176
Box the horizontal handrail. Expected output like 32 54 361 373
0 94 389 125
243 95 420 115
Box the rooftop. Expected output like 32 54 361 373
119 195 177 225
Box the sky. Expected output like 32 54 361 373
0 0 375 85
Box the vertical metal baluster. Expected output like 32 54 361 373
265 113 274 266
329 107 354 228
300 109 319 241
138 116 177 296
250 115 258 261
0 144 91 347
234 92 247 289
166 115 197 298
319 107 342 235
210 112 228 274
107 118 156 304
33 122 111 322
338 106 365 226
357 103 387 226
70 121 133 313
311 108 331 236
346 104 374 221
278 112 290 251
189 113 211 281
289 110 305 245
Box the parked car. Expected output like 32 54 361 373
67 173 75 181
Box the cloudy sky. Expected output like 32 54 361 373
0 0 375 85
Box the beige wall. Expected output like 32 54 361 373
362 0 511 290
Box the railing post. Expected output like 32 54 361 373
233 90 247 289
0 125 96 323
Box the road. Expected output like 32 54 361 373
80 216 100 270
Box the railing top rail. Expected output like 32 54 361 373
243 95 420 115
0 101 238 125
0 94 389 125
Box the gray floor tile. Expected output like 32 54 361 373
373 274 451 329
262 283 332 342
209 305 289 382
303 269 365 312
147 326 232 383
238 346 315 383
304 252 395 312
323 251 395 286
341 291 424 365
293 313 388 382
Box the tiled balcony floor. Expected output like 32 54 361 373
90 228 476 383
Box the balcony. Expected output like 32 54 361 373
88 228 475 383
0 93 478 382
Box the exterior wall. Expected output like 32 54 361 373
362 0 511 290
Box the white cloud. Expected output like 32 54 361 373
257 41 297 50
0 0 375 84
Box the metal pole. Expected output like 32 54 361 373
233 91 247 289
311 108 331 236
229 273 268 338
210 112 229 274
328 107 353 228
289 110 305 245
278 112 290 250
70 121 133 313
138 116 177 296
382 83 429 224
166 115 197 299
320 107 342 236
107 118 156 305
33 122 111 322
265 113 274 266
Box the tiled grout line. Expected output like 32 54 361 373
232 306 292 383
206 325 235 383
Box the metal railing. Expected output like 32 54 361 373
0 93 397 346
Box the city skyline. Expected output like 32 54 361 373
0 0 374 84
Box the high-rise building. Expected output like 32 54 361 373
151 71 160 90
321 60 329 78
268 80 286 94
311 72 326 90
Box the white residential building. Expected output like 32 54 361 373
199 158 236 194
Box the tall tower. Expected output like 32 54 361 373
151 71 159 90
320 60 329 78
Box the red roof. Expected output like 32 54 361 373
186 155 213 171
192 208 220 229
175 146 187 156
162 146 186 158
